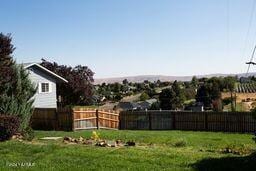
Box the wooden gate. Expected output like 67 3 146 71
73 108 119 130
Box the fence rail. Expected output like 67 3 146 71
120 111 256 132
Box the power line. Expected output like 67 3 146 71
242 0 256 59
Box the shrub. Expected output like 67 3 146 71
0 115 20 141
91 131 100 140
22 126 34 141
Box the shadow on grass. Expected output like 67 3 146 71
192 152 256 171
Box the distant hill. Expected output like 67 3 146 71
94 73 256 84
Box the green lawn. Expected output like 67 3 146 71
1 130 256 170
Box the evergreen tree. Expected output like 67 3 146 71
0 65 36 131
159 88 174 110
172 81 185 109
0 33 15 91
159 81 185 110
0 33 36 132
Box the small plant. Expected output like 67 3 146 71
91 131 100 140
173 139 187 147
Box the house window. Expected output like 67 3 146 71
40 83 50 93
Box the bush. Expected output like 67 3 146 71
0 115 20 141
22 126 34 141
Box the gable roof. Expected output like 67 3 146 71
24 63 68 83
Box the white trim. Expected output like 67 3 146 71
24 63 68 83
38 82 42 93
49 82 52 93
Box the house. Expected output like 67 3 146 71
115 102 140 111
185 102 204 112
138 99 157 110
115 99 158 111
23 63 68 108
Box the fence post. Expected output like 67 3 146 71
71 108 75 131
148 110 152 130
204 112 208 131
96 109 99 129
55 108 59 130
118 112 121 130
172 112 176 130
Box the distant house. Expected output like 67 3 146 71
116 99 158 111
115 102 140 111
24 63 68 108
138 99 157 110
185 102 204 112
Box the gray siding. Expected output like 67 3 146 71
27 66 57 108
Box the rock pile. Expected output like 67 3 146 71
63 136 136 147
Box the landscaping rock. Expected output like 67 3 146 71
83 139 94 145
62 136 132 148
107 141 117 147
96 140 108 147
78 136 84 142
63 136 72 143
126 141 136 146
12 133 23 140
116 139 122 146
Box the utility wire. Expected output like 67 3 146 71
244 0 256 75
242 0 256 59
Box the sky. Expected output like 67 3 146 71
1 0 256 78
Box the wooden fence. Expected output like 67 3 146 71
31 108 119 131
32 109 256 132
73 108 119 130
31 108 72 131
119 111 256 133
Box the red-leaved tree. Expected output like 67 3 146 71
40 59 94 106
